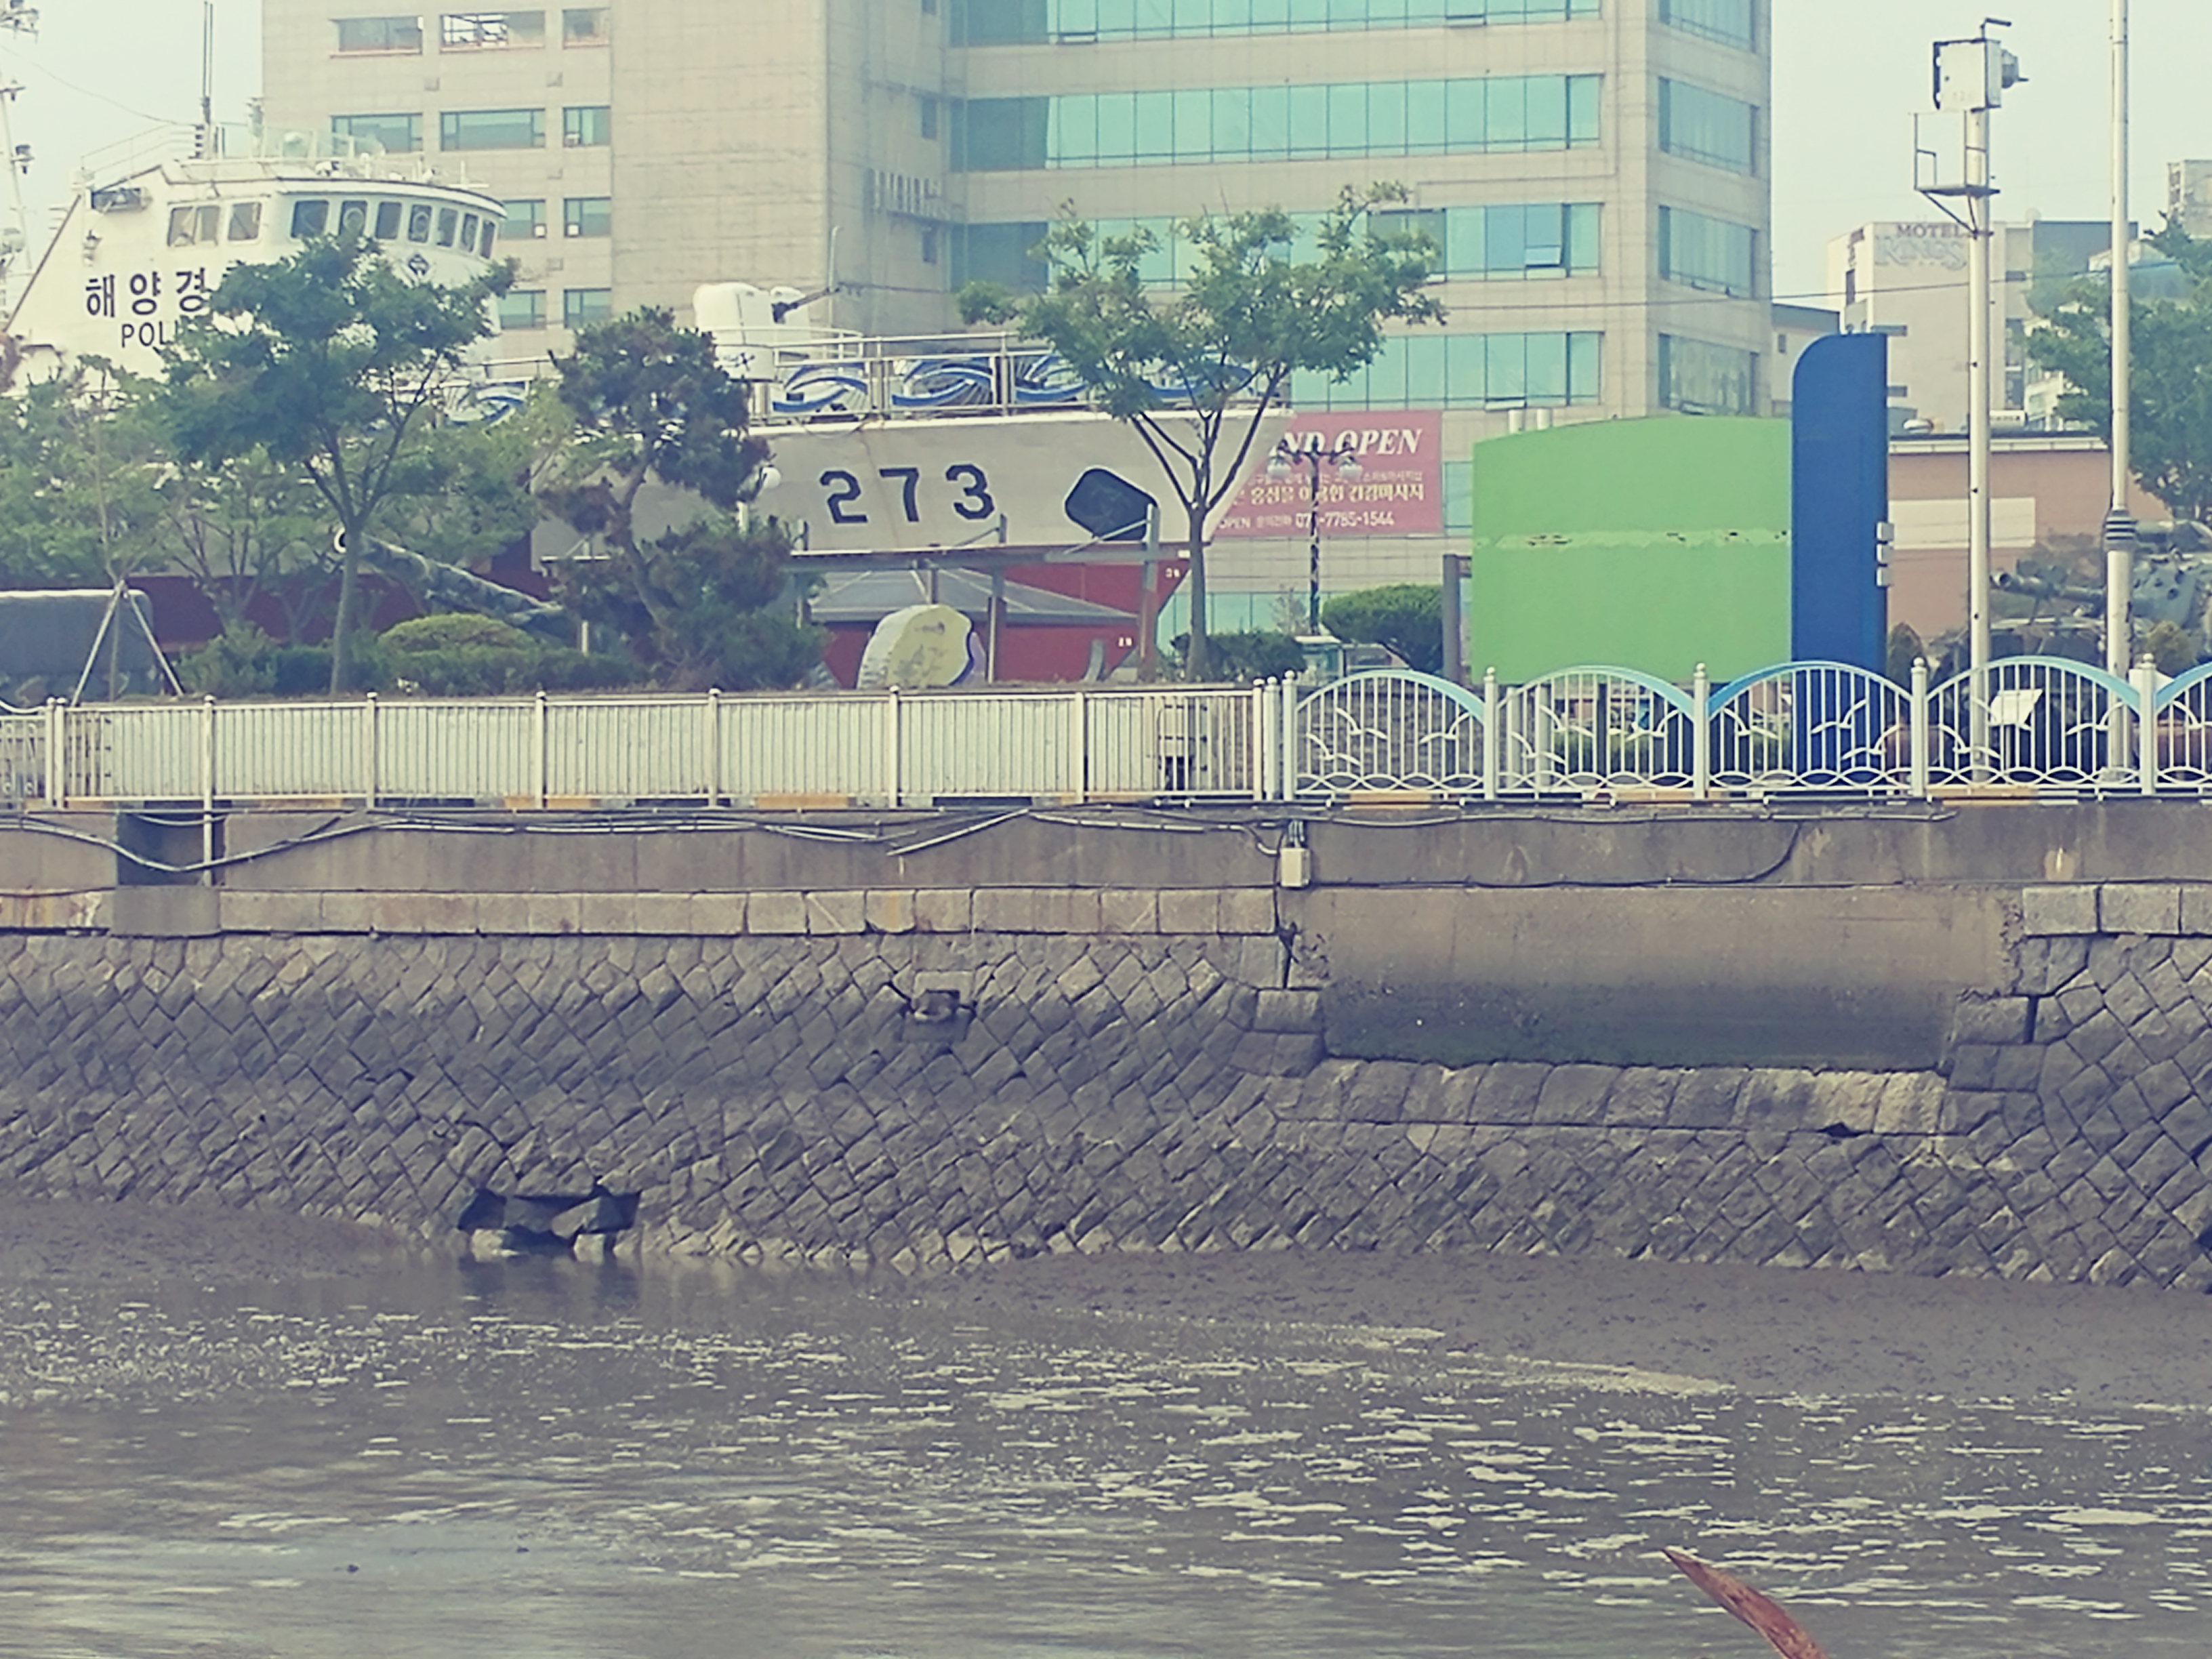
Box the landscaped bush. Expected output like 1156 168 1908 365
380 611 634 695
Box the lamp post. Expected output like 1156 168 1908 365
1267 436 1363 634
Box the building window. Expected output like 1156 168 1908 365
562 7 609 44
562 196 611 237
563 105 612 147
440 108 546 150
1659 0 1753 49
331 112 424 154
334 15 424 52
1659 333 1759 415
1290 331 1603 411
953 75 1601 172
1658 79 1757 174
501 199 546 239
951 222 1049 292
498 289 546 330
951 0 1598 45
1658 205 1757 295
921 226 939 265
563 287 613 327
920 96 940 142
441 11 546 49
1374 202 1601 281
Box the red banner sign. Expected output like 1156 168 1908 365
1212 409 1444 540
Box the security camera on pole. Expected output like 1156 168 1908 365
1920 19 2024 777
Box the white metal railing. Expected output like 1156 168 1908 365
17 661 2212 813
18 684 1285 810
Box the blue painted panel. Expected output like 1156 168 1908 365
1790 334 1890 671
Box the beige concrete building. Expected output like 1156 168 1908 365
262 0 1773 626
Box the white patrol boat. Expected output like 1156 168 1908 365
0 125 504 388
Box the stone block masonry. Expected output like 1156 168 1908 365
5 879 2212 1288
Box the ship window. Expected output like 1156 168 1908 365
480 220 497 257
290 199 331 239
407 203 433 243
167 203 220 247
459 212 479 249
226 201 264 242
436 207 458 247
337 199 371 237
373 200 403 239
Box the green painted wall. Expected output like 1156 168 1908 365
1469 417 1791 682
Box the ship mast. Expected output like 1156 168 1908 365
0 0 37 316
194 0 218 159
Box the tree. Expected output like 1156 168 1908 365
0 368 165 588
960 186 1442 678
1322 582 1444 674
2025 224 2212 524
537 308 822 691
161 235 512 691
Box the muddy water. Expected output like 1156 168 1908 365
3 1227 2212 1658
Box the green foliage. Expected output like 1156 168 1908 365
2025 225 2212 523
382 612 539 653
959 186 1443 677
537 308 821 691
1886 622 1926 686
0 368 165 586
161 234 512 691
1171 630 1306 682
177 621 281 697
2144 617 2200 676
178 623 394 697
1322 583 1443 674
377 610 633 694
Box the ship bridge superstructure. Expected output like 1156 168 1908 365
2 124 503 385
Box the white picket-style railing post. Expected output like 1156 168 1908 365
1249 680 1268 802
531 690 549 808
363 693 380 808
42 698 63 808
1061 681 1079 800
1481 668 1499 801
200 696 218 872
1279 675 1299 800
2133 659 2160 796
1910 657 1931 799
1691 663 1711 801
705 688 723 804
884 689 902 808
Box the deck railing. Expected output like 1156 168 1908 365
8 661 2209 812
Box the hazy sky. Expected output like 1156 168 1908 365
3 1 2203 304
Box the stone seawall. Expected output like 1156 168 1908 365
3 879 2210 1288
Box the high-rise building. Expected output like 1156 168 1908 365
2170 160 2212 240
262 0 1772 622
1826 216 2113 436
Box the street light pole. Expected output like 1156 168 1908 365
1268 436 1362 634
2106 0 2135 679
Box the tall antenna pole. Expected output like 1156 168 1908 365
197 1 218 157
2105 0 2135 678
0 2 35 317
